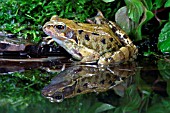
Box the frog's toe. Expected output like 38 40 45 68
98 57 109 66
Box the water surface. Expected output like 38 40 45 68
0 56 170 113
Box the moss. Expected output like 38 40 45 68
0 0 121 42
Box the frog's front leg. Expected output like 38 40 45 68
98 44 138 65
63 41 100 63
79 46 100 63
41 36 55 45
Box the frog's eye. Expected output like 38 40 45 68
52 92 64 102
56 25 65 30
55 25 66 31
54 22 66 32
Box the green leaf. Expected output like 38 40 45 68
135 8 154 40
158 60 170 80
165 0 170 7
123 86 141 111
113 85 142 113
87 102 115 113
157 59 170 97
153 0 166 9
102 0 115 3
147 98 170 113
95 103 115 113
158 21 170 53
124 0 144 23
142 0 153 10
115 6 137 34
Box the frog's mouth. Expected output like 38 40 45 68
43 27 77 47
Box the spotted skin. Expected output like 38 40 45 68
42 11 138 65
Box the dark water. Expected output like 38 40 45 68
0 56 170 113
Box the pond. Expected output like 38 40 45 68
0 54 170 113
0 0 169 112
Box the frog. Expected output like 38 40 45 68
41 64 136 102
42 10 138 66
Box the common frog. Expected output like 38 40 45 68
43 11 138 65
41 64 136 102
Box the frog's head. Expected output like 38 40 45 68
41 81 76 103
41 66 82 102
43 15 78 46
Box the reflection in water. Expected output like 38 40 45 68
1 56 170 113
42 63 137 102
0 57 72 75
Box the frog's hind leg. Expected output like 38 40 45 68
98 44 138 65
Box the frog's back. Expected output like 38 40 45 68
75 24 121 55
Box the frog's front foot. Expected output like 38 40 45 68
78 47 100 63
40 36 55 46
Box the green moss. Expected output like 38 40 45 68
0 0 120 42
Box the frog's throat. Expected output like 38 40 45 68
52 36 76 49
52 36 64 46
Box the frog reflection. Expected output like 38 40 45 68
41 63 136 102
